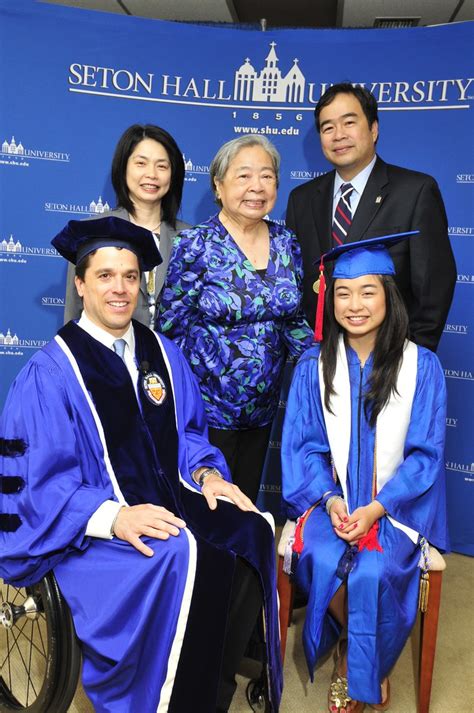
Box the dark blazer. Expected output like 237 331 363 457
63 207 190 326
286 157 456 351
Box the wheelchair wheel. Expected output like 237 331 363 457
0 572 81 712
246 671 270 712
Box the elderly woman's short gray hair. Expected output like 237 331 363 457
210 135 280 205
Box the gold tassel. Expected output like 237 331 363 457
418 572 430 612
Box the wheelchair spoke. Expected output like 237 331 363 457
1 573 80 712
34 615 47 657
4 621 41 698
10 620 48 659
7 629 13 694
27 620 34 705
1 593 48 707
7 584 23 607
3 615 45 662
1 631 15 689
1 616 29 667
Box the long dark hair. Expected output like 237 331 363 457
321 274 409 427
111 124 185 228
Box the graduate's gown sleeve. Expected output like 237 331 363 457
159 335 231 487
281 345 342 519
375 347 449 550
0 353 115 586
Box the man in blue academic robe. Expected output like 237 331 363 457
0 217 282 713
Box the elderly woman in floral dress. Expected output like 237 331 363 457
157 135 313 503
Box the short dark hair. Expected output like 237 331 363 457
111 124 185 229
314 83 379 132
74 248 142 281
75 251 94 280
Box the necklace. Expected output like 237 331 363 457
149 221 161 234
129 214 161 233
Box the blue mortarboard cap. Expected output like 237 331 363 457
313 230 419 342
51 216 162 271
321 230 419 279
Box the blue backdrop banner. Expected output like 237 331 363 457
1 0 473 553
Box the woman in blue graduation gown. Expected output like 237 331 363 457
281 235 449 712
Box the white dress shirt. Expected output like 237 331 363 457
78 311 137 539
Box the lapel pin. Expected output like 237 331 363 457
375 195 382 204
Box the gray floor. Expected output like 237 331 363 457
66 552 474 712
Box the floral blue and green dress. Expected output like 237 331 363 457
157 214 313 430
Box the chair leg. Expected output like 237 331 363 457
277 556 294 662
418 570 443 713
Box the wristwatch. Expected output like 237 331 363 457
197 467 222 487
110 506 124 537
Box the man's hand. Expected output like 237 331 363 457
201 474 258 513
113 504 186 557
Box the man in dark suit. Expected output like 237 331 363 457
286 82 456 351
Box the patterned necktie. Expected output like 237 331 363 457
332 183 354 246
113 338 127 361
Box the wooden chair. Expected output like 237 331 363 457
276 520 446 713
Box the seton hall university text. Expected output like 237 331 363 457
68 63 473 106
